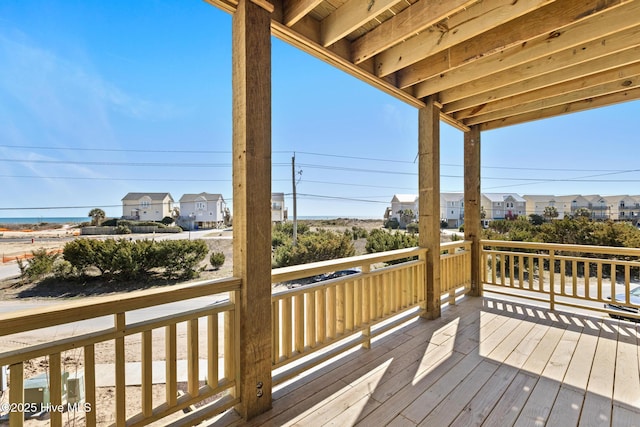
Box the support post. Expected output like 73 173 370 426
418 96 441 319
464 126 482 297
232 0 272 418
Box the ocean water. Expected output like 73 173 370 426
0 217 89 224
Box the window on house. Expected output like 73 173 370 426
196 202 206 209
141 200 150 208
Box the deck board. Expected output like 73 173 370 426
206 296 640 427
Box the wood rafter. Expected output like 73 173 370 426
375 0 553 78
206 0 640 129
321 0 403 47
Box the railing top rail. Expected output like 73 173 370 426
0 276 241 337
441 240 472 251
481 239 640 256
271 246 427 284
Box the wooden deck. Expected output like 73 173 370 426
205 296 640 427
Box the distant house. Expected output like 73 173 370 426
554 195 591 218
440 193 464 228
122 192 174 222
271 193 287 223
601 195 640 221
390 194 419 227
481 193 526 222
179 193 227 229
523 195 557 217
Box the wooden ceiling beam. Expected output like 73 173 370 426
480 86 640 131
463 72 640 125
284 0 324 26
441 29 640 110
456 62 640 121
374 0 553 78
410 0 640 96
321 0 403 47
351 0 476 64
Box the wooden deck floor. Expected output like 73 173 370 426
206 296 640 426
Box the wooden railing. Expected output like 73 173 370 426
440 240 472 304
0 277 241 427
0 243 475 424
481 240 640 319
270 247 427 385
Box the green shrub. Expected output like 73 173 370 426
157 239 208 280
273 229 355 268
116 224 131 234
273 222 310 236
161 216 174 225
365 229 418 265
18 248 59 281
406 222 419 234
272 230 291 248
210 252 226 270
384 218 399 229
440 220 449 229
351 226 368 240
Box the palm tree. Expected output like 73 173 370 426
88 208 106 226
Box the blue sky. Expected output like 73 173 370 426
1 1 639 219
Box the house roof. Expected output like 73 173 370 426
483 193 525 203
441 193 464 202
522 195 556 203
122 192 173 202
179 192 224 203
206 0 640 131
391 194 418 203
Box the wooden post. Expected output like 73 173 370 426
464 125 482 297
418 97 441 319
232 0 272 419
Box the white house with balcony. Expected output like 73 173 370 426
481 193 526 221
121 192 174 221
271 192 287 223
601 195 640 221
389 194 419 227
179 192 227 229
440 193 464 228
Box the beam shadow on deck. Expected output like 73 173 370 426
205 296 640 426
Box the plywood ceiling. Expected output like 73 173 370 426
206 0 640 131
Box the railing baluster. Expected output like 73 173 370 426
327 287 336 339
306 291 316 347
141 330 153 417
115 312 126 426
9 362 23 427
49 353 62 427
283 297 292 357
187 319 199 396
597 262 603 301
166 323 177 407
208 314 219 388
295 294 304 353
317 288 326 344
272 300 280 363
346 280 354 332
336 282 345 335
84 344 97 427
584 261 590 300
560 259 566 295
354 278 362 329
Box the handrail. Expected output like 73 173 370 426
0 277 241 337
481 239 640 256
271 246 426 284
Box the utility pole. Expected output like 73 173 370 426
292 153 298 246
